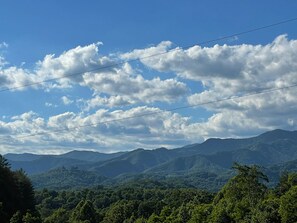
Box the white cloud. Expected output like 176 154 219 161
81 95 134 110
0 66 41 90
0 107 204 154
0 56 6 68
35 42 111 88
61 96 73 105
45 102 58 107
0 42 8 49
1 35 297 155
0 42 188 107
121 41 172 61
0 42 110 91
2 105 279 154
123 35 297 84
0 42 8 68
122 35 297 137
82 70 188 109
36 44 188 107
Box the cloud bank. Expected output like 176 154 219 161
123 35 297 137
0 35 297 154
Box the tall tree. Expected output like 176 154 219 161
70 200 98 223
14 170 36 213
0 155 38 223
44 208 69 223
210 163 268 222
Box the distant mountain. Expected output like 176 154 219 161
87 147 179 177
92 129 297 177
4 129 297 190
257 129 297 142
4 150 126 175
7 156 89 175
175 129 297 156
147 131 297 176
59 150 125 162
4 153 42 162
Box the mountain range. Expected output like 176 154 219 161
4 129 297 190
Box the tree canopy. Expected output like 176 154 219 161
0 155 40 223
1 156 297 223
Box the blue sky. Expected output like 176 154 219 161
0 1 297 154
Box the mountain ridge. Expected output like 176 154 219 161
3 129 297 189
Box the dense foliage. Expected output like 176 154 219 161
31 167 232 192
1 154 297 222
31 167 107 190
0 155 41 222
32 165 297 223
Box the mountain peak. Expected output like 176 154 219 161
258 129 297 142
154 147 168 151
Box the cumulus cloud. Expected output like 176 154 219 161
123 35 297 83
2 105 279 155
0 107 204 154
61 96 73 105
0 42 8 49
0 42 187 107
45 102 58 108
0 42 113 90
185 36 297 135
0 66 40 90
122 35 297 137
82 70 188 109
35 42 112 88
121 41 172 61
1 35 297 154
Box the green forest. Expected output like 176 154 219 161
1 154 297 223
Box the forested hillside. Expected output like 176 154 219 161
5 129 297 191
1 154 297 222
33 165 297 223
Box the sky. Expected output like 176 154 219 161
0 0 297 154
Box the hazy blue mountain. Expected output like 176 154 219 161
4 150 127 175
4 129 297 188
148 133 297 176
175 129 297 156
4 153 42 162
8 156 89 175
174 136 256 157
87 147 179 177
59 150 126 162
256 129 297 142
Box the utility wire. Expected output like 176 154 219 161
1 17 297 93
15 82 297 139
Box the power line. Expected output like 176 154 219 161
15 82 297 139
1 17 297 93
